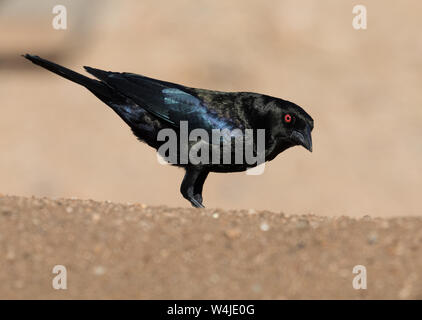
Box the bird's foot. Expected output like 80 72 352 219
194 194 203 204
189 196 205 208
180 168 207 209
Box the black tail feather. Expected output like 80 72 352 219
83 66 112 82
23 54 112 100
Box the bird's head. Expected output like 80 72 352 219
266 98 314 152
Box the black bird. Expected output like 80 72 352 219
23 54 313 208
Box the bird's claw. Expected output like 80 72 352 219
190 197 205 208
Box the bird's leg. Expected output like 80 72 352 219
180 168 207 208
193 170 209 205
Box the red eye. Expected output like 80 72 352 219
284 114 292 123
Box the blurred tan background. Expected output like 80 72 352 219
1 0 421 216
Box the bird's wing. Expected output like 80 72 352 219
83 67 238 132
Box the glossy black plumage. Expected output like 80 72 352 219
24 54 314 208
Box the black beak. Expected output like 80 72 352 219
291 126 313 152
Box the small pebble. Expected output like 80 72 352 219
260 222 270 231
92 213 101 222
368 233 378 245
225 228 241 239
93 266 106 276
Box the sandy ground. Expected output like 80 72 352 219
1 194 421 299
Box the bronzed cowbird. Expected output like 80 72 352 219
24 54 313 208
